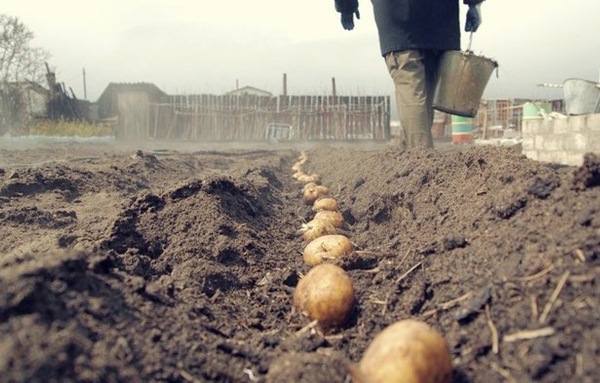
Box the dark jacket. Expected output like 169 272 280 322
335 0 485 56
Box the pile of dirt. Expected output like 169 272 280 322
0 141 598 383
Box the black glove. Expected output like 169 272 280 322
341 9 360 30
465 4 482 32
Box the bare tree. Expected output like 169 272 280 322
0 14 50 84
0 15 51 133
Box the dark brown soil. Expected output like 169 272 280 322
0 139 598 383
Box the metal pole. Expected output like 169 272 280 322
82 68 87 100
331 77 337 97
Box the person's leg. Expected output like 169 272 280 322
385 50 438 149
423 50 441 139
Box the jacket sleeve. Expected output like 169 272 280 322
463 0 485 4
335 0 359 13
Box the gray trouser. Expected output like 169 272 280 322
385 50 442 149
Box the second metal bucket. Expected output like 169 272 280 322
433 50 498 118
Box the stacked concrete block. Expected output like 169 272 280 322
522 114 600 166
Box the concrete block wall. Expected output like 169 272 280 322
522 114 600 166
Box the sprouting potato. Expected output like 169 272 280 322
303 234 353 266
303 182 319 191
293 263 355 332
297 173 321 184
292 161 303 172
313 210 344 228
351 319 453 383
312 197 339 212
293 171 306 180
298 219 338 242
303 184 329 205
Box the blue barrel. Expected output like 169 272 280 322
451 115 473 144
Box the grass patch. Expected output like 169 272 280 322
26 120 114 137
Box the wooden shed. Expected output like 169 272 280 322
96 83 167 140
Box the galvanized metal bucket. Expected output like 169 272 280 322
433 50 498 118
563 78 600 115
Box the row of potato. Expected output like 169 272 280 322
287 151 454 383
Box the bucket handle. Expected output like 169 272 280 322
467 32 474 52
465 32 500 79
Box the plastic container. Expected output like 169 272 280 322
522 102 552 122
451 115 473 144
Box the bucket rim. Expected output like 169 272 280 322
443 50 499 67
433 104 477 118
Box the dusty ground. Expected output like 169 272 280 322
0 138 598 383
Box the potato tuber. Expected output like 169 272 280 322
293 263 355 331
312 197 339 212
299 219 338 242
293 171 306 180
314 210 344 228
352 319 453 383
297 173 321 184
303 234 353 266
303 182 319 191
303 184 330 205
292 161 303 172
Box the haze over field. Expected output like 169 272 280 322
5 0 600 101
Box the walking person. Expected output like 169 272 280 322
335 0 485 148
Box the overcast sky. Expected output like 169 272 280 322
4 0 600 102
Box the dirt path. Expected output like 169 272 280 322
0 139 598 382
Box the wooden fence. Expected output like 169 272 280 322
143 94 390 141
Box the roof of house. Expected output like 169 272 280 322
225 86 273 97
0 80 50 95
97 82 167 102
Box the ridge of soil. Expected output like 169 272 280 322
0 141 598 383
